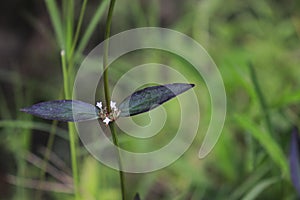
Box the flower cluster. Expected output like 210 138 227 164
96 101 121 125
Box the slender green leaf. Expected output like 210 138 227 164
21 100 99 122
248 63 273 136
0 120 69 140
119 83 195 117
45 0 64 48
70 0 88 58
235 114 289 177
242 177 280 200
229 164 269 200
64 0 74 55
76 0 109 55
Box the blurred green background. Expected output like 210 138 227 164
0 0 300 199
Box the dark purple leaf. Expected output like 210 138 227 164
119 83 195 117
133 193 141 200
21 100 99 122
290 127 300 196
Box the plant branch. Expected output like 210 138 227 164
103 0 126 199
61 50 80 200
70 0 89 59
109 122 125 199
103 0 116 112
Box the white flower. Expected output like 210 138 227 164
103 117 111 125
110 101 117 110
96 102 102 109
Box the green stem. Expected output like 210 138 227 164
103 0 126 199
109 122 126 200
248 63 273 135
61 50 80 200
70 0 88 60
65 0 74 59
36 88 64 199
67 0 89 90
35 120 58 199
61 50 70 98
68 123 80 199
103 0 116 112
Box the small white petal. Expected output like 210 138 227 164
110 101 117 110
96 102 102 109
103 117 111 125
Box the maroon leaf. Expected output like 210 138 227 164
21 100 99 122
119 83 195 117
290 127 300 196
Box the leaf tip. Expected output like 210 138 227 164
134 193 141 200
60 50 65 56
20 107 29 113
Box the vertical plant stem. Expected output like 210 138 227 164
102 0 126 199
67 123 79 198
61 50 80 200
65 0 74 57
109 122 126 200
35 120 58 199
61 50 71 98
76 0 109 56
103 0 116 112
45 0 64 48
36 88 64 199
14 70 28 199
248 63 273 135
70 0 88 59
68 0 89 89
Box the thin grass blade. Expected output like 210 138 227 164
235 114 289 177
76 0 109 55
45 0 64 48
242 177 280 200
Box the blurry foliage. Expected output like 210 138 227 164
0 0 300 199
